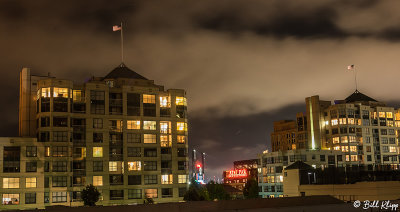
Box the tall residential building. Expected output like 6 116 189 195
1 64 189 209
271 90 400 166
262 90 400 198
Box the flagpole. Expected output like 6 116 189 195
354 66 358 91
120 21 124 63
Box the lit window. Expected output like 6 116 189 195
379 112 386 118
73 90 84 102
160 96 170 107
144 189 158 198
2 194 19 205
93 147 103 157
178 175 187 184
339 118 346 125
350 146 357 152
128 161 142 171
109 162 118 172
45 146 50 157
331 119 338 126
3 178 19 188
53 88 69 98
143 94 156 103
127 120 141 130
177 122 187 132
144 134 156 144
333 146 340 150
26 177 37 188
160 121 171 134
341 136 348 143
390 146 397 153
143 121 156 130
348 118 355 125
93 176 103 186
177 135 187 144
345 155 350 161
349 136 356 143
176 97 187 106
351 155 358 161
160 135 172 147
161 175 173 184
332 137 339 144
341 146 349 152
41 87 51 97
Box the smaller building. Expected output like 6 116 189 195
223 159 259 191
283 161 400 201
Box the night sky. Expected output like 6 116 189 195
2 0 400 180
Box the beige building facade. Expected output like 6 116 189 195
0 64 189 210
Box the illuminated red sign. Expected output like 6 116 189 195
196 164 201 168
226 169 248 179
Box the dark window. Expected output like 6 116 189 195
179 187 186 197
25 193 36 204
127 93 141 116
39 131 50 142
127 133 141 143
320 155 326 162
161 148 172 154
53 117 68 127
162 188 173 198
52 176 67 187
26 146 37 157
128 189 142 199
44 161 50 172
128 175 141 185
337 155 342 162
331 128 338 135
3 146 20 173
176 105 186 118
177 148 187 157
52 146 68 157
128 147 141 157
41 97 50 112
44 176 50 188
144 104 156 116
52 192 67 203
178 161 187 170
53 97 68 112
93 161 103 172
52 161 67 172
144 161 157 171
72 191 82 201
90 91 105 114
161 160 172 169
26 161 37 172
144 148 157 157
381 129 387 135
144 175 157 184
367 155 372 161
109 93 123 115
110 190 124 200
41 117 50 127
53 131 68 142
44 192 49 203
109 175 124 185
93 118 103 129
93 133 103 143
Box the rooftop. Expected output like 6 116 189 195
103 63 147 80
345 90 378 103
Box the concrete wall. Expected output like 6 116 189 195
298 181 400 201
10 196 343 212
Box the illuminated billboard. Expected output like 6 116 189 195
225 169 248 179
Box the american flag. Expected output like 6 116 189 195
347 64 355 70
113 25 122 31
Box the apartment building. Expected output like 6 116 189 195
261 90 400 198
0 64 189 209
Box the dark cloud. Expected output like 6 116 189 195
2 0 400 180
